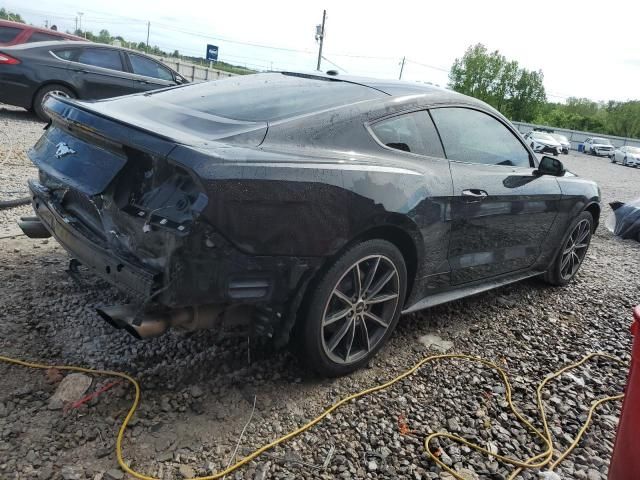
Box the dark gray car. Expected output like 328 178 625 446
0 40 187 120
19 72 600 376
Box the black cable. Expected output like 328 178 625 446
0 197 30 210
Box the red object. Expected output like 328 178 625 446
0 19 84 46
0 52 20 65
67 380 121 411
608 306 640 480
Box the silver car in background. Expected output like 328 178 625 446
523 131 561 155
549 133 571 154
610 146 640 167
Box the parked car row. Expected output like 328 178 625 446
0 40 187 120
519 130 639 165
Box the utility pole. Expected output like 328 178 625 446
315 10 326 71
74 16 78 32
77 12 83 32
399 56 406 80
146 21 150 52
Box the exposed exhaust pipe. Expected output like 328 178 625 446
17 216 52 239
96 304 225 339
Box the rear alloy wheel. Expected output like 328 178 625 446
33 84 75 121
298 239 406 376
545 211 593 286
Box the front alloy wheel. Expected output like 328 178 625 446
545 211 593 286
297 239 407 376
559 219 591 281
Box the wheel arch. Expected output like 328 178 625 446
584 202 600 230
31 81 79 109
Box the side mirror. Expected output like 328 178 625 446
174 74 188 84
535 156 565 176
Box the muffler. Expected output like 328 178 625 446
97 304 225 339
17 216 52 239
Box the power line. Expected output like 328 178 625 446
321 56 348 73
405 58 449 73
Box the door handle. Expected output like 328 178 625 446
461 189 488 201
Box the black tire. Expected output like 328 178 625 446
33 84 75 121
296 239 407 377
544 211 593 286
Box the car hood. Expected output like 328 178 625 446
592 143 613 148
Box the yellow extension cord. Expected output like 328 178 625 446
0 351 625 480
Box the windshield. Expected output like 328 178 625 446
593 137 611 145
149 72 386 122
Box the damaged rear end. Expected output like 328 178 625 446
22 95 312 341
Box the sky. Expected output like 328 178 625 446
4 0 639 103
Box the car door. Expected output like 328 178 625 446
125 52 177 92
430 107 562 285
70 47 135 99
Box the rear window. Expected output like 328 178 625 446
149 73 386 122
128 53 174 81
0 26 22 43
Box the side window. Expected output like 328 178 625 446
0 26 22 43
371 110 445 158
77 48 123 71
52 49 78 61
430 107 531 167
128 54 174 81
27 32 64 42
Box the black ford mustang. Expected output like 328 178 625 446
19 72 600 376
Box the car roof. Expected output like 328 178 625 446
280 71 483 105
2 40 148 55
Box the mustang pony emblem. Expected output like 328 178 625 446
55 142 76 159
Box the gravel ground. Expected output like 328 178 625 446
1 103 639 480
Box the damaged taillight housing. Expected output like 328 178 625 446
0 52 20 65
113 151 208 234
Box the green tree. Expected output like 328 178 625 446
448 43 547 122
97 29 112 44
0 8 25 23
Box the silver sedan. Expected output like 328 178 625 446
610 146 640 167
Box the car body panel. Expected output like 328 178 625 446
448 162 562 284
